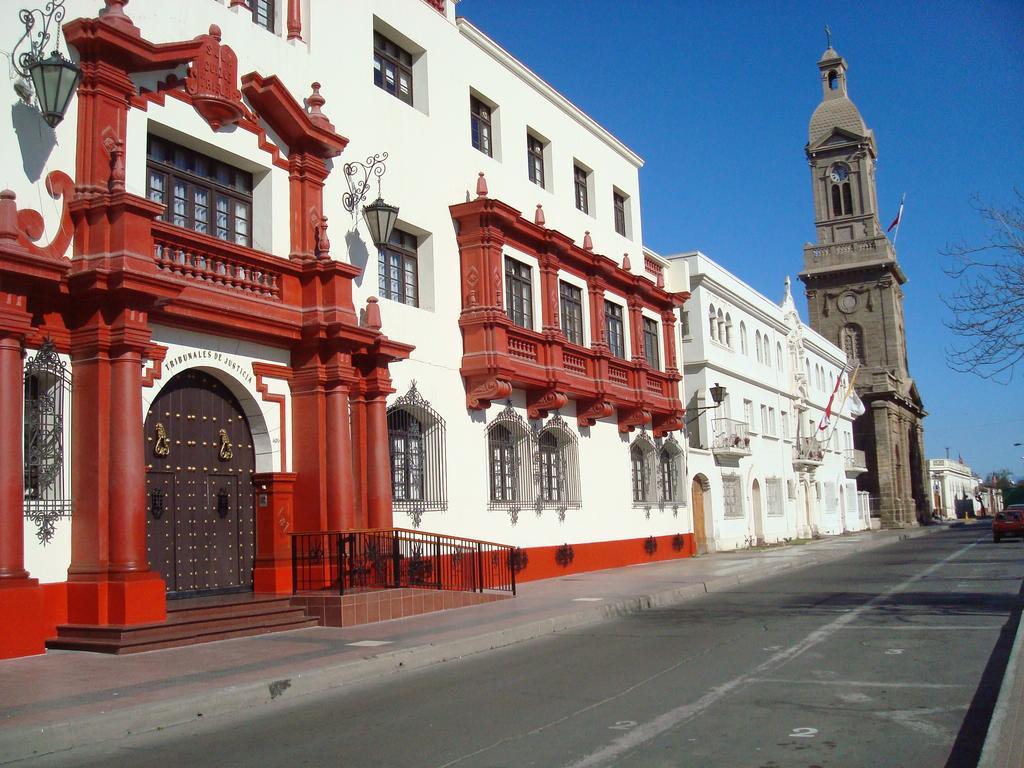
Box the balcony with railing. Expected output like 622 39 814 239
711 418 750 464
845 448 868 478
152 221 285 301
793 436 825 471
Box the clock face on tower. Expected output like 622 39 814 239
830 164 850 183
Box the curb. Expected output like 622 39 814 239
978 590 1024 767
0 527 937 763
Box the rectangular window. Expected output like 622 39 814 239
781 411 788 439
573 164 589 213
760 405 768 435
767 478 784 517
743 399 753 430
527 133 545 188
504 257 533 329
768 407 777 436
378 228 419 307
559 281 584 345
252 0 274 32
680 310 691 339
146 135 253 247
373 32 413 105
470 96 492 157
643 317 660 368
605 301 625 359
723 475 743 518
613 191 627 236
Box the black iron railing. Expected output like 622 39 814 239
290 528 516 596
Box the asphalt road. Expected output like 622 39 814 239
20 526 1024 768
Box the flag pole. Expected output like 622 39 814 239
892 193 906 244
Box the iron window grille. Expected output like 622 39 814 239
387 382 447 525
23 340 72 545
573 165 589 213
504 256 534 330
767 477 785 517
630 432 657 506
657 435 685 508
613 191 627 236
378 227 419 306
605 301 625 359
146 135 253 247
534 413 582 513
722 474 743 518
643 317 660 368
251 0 274 32
470 96 492 157
527 133 545 188
373 32 413 105
559 281 584 345
486 403 535 517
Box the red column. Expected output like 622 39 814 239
365 395 393 530
0 332 29 581
253 472 296 594
287 0 303 40
107 344 148 573
628 299 644 364
324 382 356 530
349 393 368 528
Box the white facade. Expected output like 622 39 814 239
928 458 991 519
664 251 867 551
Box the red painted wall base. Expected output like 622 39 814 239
254 563 293 594
512 532 695 584
0 580 47 659
66 573 167 626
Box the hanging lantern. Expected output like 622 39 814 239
362 196 400 249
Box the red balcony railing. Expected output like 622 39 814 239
152 221 283 301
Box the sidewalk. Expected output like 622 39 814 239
0 527 941 763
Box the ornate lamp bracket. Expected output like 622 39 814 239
342 152 389 213
12 0 68 82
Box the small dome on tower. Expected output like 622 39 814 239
809 96 867 145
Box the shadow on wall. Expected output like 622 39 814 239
346 228 371 288
12 101 57 182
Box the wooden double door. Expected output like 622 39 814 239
145 370 256 596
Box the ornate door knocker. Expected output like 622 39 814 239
154 423 170 457
218 429 233 460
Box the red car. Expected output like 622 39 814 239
992 505 1024 542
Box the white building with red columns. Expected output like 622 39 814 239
0 0 863 660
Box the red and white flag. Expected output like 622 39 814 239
887 193 906 242
818 368 847 432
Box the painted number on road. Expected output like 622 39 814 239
790 728 818 738
609 721 637 730
885 648 904 655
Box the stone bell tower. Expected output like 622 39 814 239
798 42 928 527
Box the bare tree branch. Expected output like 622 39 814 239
942 190 1024 383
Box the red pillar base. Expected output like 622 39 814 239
66 572 167 626
0 580 46 659
253 472 296 595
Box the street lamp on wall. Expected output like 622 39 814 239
11 0 80 128
685 382 727 425
343 152 399 249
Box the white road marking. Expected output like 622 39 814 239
573 598 605 602
874 706 966 740
346 640 392 647
562 539 978 768
840 624 1003 631
749 678 965 689
790 727 818 738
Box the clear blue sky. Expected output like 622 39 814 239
459 0 1024 481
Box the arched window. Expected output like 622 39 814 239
763 335 771 367
23 340 72 545
828 70 838 90
831 183 853 217
740 322 748 355
776 342 783 371
657 436 685 506
842 183 853 215
755 331 763 363
716 308 725 342
831 184 842 217
536 414 582 511
489 425 517 504
725 313 733 348
388 383 448 521
630 432 657 505
841 323 865 365
708 305 717 341
486 404 534 513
